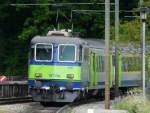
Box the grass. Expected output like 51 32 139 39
114 88 150 113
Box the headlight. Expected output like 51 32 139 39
34 81 42 88
66 74 74 79
41 86 50 90
35 73 42 78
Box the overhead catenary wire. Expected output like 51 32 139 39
71 9 140 32
72 9 140 13
71 9 141 18
10 3 141 14
10 3 115 6
72 11 102 15
124 16 140 18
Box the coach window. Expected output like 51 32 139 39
35 44 52 61
101 56 105 72
59 44 76 62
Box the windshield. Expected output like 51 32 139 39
35 44 52 61
59 45 75 61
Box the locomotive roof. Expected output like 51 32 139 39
31 36 105 48
31 36 86 44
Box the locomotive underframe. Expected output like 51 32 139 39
31 88 81 102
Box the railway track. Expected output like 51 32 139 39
0 96 32 104
0 102 61 113
56 93 125 113
56 98 99 113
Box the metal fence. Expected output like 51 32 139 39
0 81 29 98
6 76 27 81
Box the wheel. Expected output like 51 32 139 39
40 102 49 106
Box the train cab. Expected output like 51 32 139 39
28 30 85 102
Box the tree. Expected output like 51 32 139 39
1 0 149 76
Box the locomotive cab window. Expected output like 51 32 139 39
79 45 82 61
58 44 76 62
30 45 35 60
35 44 52 61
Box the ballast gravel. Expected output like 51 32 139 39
0 102 59 113
70 101 128 113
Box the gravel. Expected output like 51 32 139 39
66 101 129 113
0 102 59 113
59 98 129 113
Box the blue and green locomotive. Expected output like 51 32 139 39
28 30 141 103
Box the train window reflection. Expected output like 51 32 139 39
36 44 52 61
59 45 75 62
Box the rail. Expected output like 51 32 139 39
0 96 32 104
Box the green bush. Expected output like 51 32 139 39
114 95 150 113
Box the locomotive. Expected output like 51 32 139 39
28 30 142 104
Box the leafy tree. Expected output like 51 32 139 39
1 0 150 76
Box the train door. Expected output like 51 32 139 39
114 52 122 86
89 51 98 87
108 52 122 88
89 50 114 88
118 52 122 86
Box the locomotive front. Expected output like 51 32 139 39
28 30 83 103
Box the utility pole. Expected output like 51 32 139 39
140 0 143 6
140 7 150 99
140 0 147 98
114 0 119 97
140 0 143 90
142 11 146 98
105 0 110 109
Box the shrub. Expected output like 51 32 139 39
114 94 150 113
